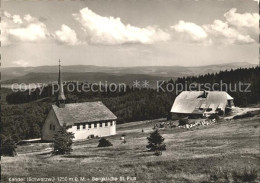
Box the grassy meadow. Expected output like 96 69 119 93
1 116 260 183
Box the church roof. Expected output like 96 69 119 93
52 101 117 126
171 91 233 114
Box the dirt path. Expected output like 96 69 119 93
224 107 260 119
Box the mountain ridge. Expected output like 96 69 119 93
1 62 257 83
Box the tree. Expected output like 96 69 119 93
147 130 166 155
53 126 74 155
97 137 113 147
1 138 17 156
208 113 220 120
179 118 189 126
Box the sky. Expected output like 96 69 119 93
1 0 259 68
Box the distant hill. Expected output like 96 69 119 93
1 62 257 83
2 72 172 88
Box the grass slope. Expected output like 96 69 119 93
2 117 260 183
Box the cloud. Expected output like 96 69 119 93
73 7 170 45
1 11 49 46
54 24 81 46
171 21 208 42
12 59 30 67
224 8 258 41
170 8 258 45
8 24 47 42
24 14 36 22
12 15 23 24
224 8 258 28
203 20 255 44
2 8 257 47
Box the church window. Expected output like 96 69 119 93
105 122 108 127
110 122 113 126
88 123 91 128
77 124 80 130
100 123 103 127
83 124 86 129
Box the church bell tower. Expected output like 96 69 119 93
56 59 66 108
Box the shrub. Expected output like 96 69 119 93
1 138 17 156
179 118 189 126
53 126 74 155
89 134 95 139
218 110 224 116
154 151 162 156
232 168 258 182
208 167 258 182
167 112 174 120
97 138 113 147
209 168 230 182
208 113 220 120
147 130 166 155
233 112 254 119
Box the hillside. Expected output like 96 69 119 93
2 116 260 183
2 67 259 143
1 62 256 82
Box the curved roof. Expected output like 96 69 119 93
171 91 233 114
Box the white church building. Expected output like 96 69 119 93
41 61 117 141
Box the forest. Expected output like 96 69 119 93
1 66 259 142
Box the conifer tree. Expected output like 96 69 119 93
1 138 17 156
147 129 166 155
53 126 74 155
